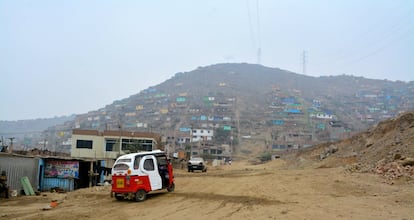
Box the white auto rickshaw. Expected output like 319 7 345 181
111 150 174 202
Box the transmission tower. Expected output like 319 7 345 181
302 50 307 74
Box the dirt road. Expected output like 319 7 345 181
1 160 413 220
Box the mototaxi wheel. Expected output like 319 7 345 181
135 189 147 202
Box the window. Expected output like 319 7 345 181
118 158 131 163
105 139 117 151
113 163 129 171
122 139 154 152
143 159 154 171
76 140 93 149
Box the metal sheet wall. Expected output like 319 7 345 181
0 154 39 195
42 178 74 192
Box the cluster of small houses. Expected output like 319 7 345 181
26 82 413 166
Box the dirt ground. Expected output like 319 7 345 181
1 160 413 220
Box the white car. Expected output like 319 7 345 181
187 157 207 172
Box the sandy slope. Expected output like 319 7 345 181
1 160 413 220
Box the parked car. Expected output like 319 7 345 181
187 157 207 172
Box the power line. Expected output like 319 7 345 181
246 0 262 64
246 0 255 49
342 25 414 66
256 0 262 65
332 5 413 62
332 7 414 67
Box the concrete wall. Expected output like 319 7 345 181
71 134 119 159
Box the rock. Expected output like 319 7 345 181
329 145 338 154
345 163 362 173
393 153 402 160
365 143 373 148
320 145 338 160
401 158 414 166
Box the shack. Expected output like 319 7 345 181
41 157 96 192
0 153 99 195
0 153 40 196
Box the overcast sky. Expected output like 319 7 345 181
1 0 413 121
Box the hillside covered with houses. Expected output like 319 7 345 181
1 63 414 159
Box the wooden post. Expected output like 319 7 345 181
89 162 93 188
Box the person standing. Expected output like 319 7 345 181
0 171 9 199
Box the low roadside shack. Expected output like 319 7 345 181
0 153 100 196
0 153 40 197
41 157 98 192
42 158 79 192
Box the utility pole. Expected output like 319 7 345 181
302 50 307 75
0 136 4 152
8 137 15 154
118 124 122 156
118 109 123 156
189 125 193 159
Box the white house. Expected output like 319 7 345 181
71 129 161 160
191 129 214 142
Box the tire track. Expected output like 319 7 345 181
173 192 296 206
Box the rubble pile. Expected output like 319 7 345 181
375 158 414 182
294 110 414 183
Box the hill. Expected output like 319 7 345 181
0 116 75 135
67 63 414 152
2 63 414 154
0 115 75 151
